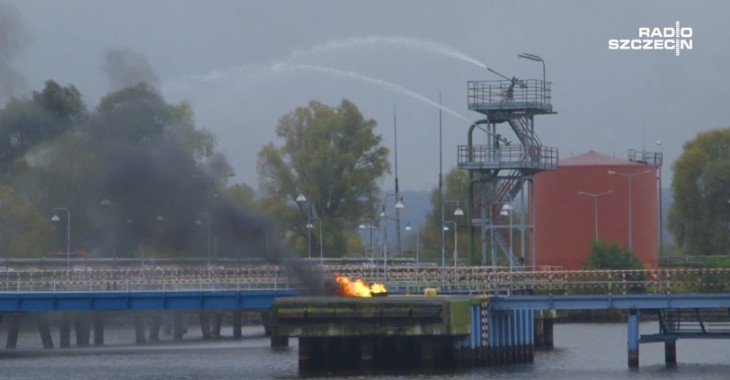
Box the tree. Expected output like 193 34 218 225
421 168 469 263
668 127 730 256
0 80 84 174
0 185 55 258
257 99 390 257
583 240 643 270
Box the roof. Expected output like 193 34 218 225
559 150 642 167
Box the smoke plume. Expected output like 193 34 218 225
0 2 29 104
102 48 159 91
103 143 325 294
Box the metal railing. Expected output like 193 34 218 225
468 80 551 110
1 266 729 295
457 144 558 170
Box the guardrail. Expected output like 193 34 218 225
1 266 728 295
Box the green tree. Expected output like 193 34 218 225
0 80 84 174
421 168 469 263
583 241 643 270
0 185 55 258
668 127 730 256
257 99 390 257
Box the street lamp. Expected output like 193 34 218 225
195 214 212 266
500 204 514 269
608 169 653 251
441 200 464 270
358 219 376 264
312 216 323 263
51 208 71 270
405 222 420 266
296 193 312 259
443 221 458 267
578 190 614 241
380 196 405 281
518 52 546 100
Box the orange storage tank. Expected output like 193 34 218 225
533 151 658 270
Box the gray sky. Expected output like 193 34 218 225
6 0 729 190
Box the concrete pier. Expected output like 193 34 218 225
37 316 54 349
273 295 533 374
59 319 71 348
93 315 104 345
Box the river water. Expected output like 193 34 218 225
2 323 729 379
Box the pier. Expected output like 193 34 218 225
1 265 730 370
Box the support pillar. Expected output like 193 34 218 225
232 310 242 338
5 314 20 349
628 309 639 368
75 317 91 347
543 318 554 347
134 316 146 344
148 315 161 341
37 315 54 349
199 312 212 340
261 310 272 336
59 320 71 348
664 339 677 365
173 312 184 341
211 312 223 338
93 314 104 346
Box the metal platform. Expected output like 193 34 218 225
457 144 558 171
467 80 553 116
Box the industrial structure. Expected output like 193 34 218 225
534 150 660 269
458 69 557 268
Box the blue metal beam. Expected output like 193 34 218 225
489 293 730 311
0 290 300 312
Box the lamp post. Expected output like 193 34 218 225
195 213 212 266
358 219 376 264
312 216 323 263
518 52 546 100
405 222 420 266
443 221 458 267
441 201 464 269
608 169 652 251
380 197 405 281
51 208 71 270
578 190 614 241
296 193 312 259
500 204 514 270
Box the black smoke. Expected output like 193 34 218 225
0 2 29 104
102 48 159 91
103 143 325 294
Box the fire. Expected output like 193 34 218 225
334 274 388 298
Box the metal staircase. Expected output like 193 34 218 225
458 77 558 268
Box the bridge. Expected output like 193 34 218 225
1 265 729 367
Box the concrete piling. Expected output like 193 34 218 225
37 315 54 349
93 314 104 345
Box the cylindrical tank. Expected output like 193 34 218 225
533 151 658 269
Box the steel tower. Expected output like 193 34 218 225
458 74 557 269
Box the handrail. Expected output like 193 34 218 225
1 266 729 295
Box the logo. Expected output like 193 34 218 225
608 21 692 56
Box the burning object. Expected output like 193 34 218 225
334 274 387 297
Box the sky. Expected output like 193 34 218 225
3 0 729 191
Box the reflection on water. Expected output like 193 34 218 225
1 323 730 379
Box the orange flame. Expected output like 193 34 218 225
334 273 388 297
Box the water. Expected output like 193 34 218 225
2 323 730 379
288 35 487 69
274 63 472 125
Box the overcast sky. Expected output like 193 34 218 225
4 0 729 191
